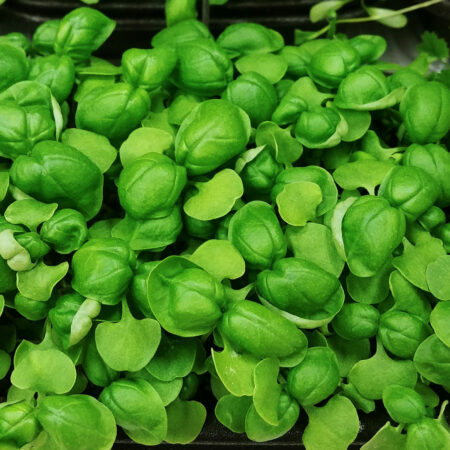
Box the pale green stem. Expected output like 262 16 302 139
309 0 444 39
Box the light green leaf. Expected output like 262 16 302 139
361 422 406 450
184 169 244 221
330 196 358 259
426 255 450 301
0 172 9 202
366 7 407 28
17 261 69 302
393 236 446 292
253 357 281 426
62 128 117 173
69 299 101 347
11 333 76 395
245 393 299 442
286 223 345 277
120 128 173 167
276 181 322 226
165 399 206 444
145 334 197 382
215 395 252 433
0 349 11 380
236 54 288 84
51 95 63 141
5 199 58 232
255 121 303 164
190 239 245 281
333 160 394 196
95 300 161 372
430 302 450 346
348 339 417 400
310 0 350 23
417 31 449 62
76 57 122 76
338 108 371 142
327 335 370 378
212 343 259 397
303 395 359 450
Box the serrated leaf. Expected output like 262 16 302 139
417 31 449 62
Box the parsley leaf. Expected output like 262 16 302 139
417 31 449 62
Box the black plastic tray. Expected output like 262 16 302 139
114 407 389 449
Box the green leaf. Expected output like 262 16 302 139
165 0 198 27
333 160 394 195
276 181 322 226
0 349 11 380
310 0 350 23
69 299 101 347
51 95 63 141
286 223 345 278
17 261 69 302
361 422 406 450
303 396 359 450
5 199 57 232
235 54 288 84
389 270 431 322
346 257 392 305
127 370 183 406
366 7 407 28
145 334 197 382
393 236 446 292
348 339 417 400
417 31 449 62
255 121 303 164
327 335 370 378
215 395 252 433
111 208 182 252
426 255 450 301
184 169 244 221
338 109 371 142
11 333 76 395
212 343 259 397
0 172 9 202
414 334 450 386
37 395 117 450
61 128 117 173
245 393 299 442
253 357 281 426
430 302 450 346
99 378 167 446
165 399 206 444
330 196 358 260
294 29 323 45
340 383 375 414
76 57 122 76
119 128 173 167
190 239 245 281
95 300 161 372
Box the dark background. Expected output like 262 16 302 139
1 0 449 64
